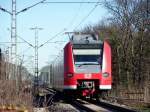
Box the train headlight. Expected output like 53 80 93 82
102 72 109 77
67 73 73 78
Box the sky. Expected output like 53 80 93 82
0 0 109 74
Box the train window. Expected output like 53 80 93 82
73 49 101 64
73 54 101 73
74 55 101 65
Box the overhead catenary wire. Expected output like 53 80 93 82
8 27 66 48
45 1 102 62
7 28 34 47
18 46 32 55
0 5 12 15
1 0 104 69
46 41 66 43
0 42 26 44
38 28 66 48
16 0 47 15
0 41 66 44
43 1 102 4
18 36 34 48
1 0 49 74
73 1 101 30
66 0 85 30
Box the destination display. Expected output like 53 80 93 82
73 44 102 49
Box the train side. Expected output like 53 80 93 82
51 34 112 98
51 51 64 91
39 65 52 88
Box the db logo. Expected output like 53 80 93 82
85 73 92 78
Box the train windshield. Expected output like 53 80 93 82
73 49 101 73
74 55 100 65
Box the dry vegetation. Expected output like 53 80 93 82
0 55 33 111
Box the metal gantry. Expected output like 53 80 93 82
11 0 17 64
30 27 43 86
0 0 47 70
0 0 47 94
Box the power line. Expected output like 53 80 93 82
18 46 32 55
8 27 66 47
18 36 34 47
43 1 102 4
0 0 48 67
16 0 47 15
47 41 66 43
73 2 100 30
0 42 26 44
0 6 12 15
38 29 66 48
66 0 85 29
7 28 34 47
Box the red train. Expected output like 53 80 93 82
50 33 112 99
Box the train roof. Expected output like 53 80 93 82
70 34 103 44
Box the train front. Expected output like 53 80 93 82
64 34 111 98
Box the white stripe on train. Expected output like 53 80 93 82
99 85 111 89
63 85 111 90
64 85 77 89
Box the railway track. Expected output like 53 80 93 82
35 87 138 112
69 98 137 112
95 100 137 112
70 98 113 112
33 87 56 107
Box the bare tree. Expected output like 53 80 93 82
81 0 150 104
